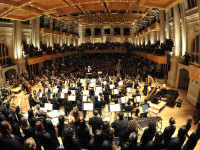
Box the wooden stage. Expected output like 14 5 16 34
9 79 200 150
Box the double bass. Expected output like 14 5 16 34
25 81 32 94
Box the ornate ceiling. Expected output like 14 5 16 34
0 0 182 25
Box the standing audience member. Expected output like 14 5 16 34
0 121 23 150
62 125 81 150
57 115 65 137
76 119 91 149
35 121 58 150
89 110 103 134
101 121 114 143
163 117 176 148
24 137 37 150
121 132 139 150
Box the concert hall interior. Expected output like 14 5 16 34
0 0 200 150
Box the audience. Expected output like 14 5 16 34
89 110 103 134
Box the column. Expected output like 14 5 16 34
101 26 104 43
159 10 166 43
35 17 40 49
165 10 170 39
197 0 200 24
120 27 123 43
130 27 134 43
173 4 181 56
145 34 149 45
91 27 94 44
49 19 53 48
110 25 113 42
180 2 187 55
13 20 22 59
156 31 160 41
151 31 156 44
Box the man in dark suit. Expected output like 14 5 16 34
50 95 60 110
163 117 176 148
89 110 103 134
111 112 128 145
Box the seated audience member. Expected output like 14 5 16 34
101 121 114 143
140 120 156 148
183 122 200 150
8 114 22 140
89 109 103 134
76 119 91 149
121 132 139 150
183 116 192 137
168 126 187 150
163 117 176 148
57 115 65 137
89 130 112 150
146 131 165 150
35 121 58 150
24 137 37 150
0 121 23 150
62 125 81 150
111 112 129 145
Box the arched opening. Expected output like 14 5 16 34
5 69 16 81
178 68 189 90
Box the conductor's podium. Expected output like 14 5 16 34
86 73 92 79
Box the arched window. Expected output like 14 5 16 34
191 34 200 63
0 43 9 65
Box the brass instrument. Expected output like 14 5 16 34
146 75 158 100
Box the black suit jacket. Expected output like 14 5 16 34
89 116 103 134
111 118 128 137
163 125 176 146
50 98 60 110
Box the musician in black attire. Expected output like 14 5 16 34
94 96 102 116
89 110 103 134
50 94 60 110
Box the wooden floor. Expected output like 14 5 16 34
10 80 200 150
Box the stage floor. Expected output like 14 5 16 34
10 79 200 150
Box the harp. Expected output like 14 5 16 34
146 75 158 100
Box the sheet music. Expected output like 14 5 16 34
121 97 127 103
95 86 102 91
68 96 76 101
148 86 151 91
52 88 58 93
90 79 96 83
118 82 123 86
44 88 48 92
109 84 114 89
18 99 21 105
127 87 131 93
83 103 93 111
89 83 96 87
109 104 121 112
83 96 88 102
62 88 68 93
136 96 140 102
70 83 75 87
113 89 118 94
95 91 101 96
103 81 107 85
60 93 65 99
44 103 53 110
83 90 89 95
71 90 76 95
38 93 43 98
